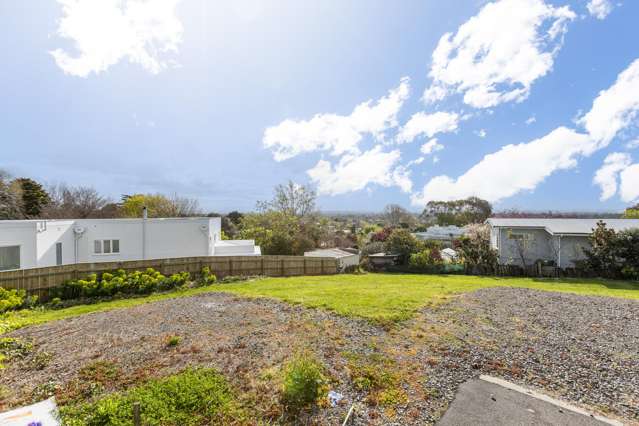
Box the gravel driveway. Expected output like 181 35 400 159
1 287 638 425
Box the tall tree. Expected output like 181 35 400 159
257 181 316 217
382 204 415 228
0 170 23 220
44 184 110 218
421 197 492 226
13 177 50 218
119 193 200 218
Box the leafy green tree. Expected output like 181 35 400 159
383 228 419 264
239 211 300 255
119 194 200 218
257 181 316 217
422 197 492 226
623 204 639 218
455 224 497 266
13 177 50 218
582 221 620 278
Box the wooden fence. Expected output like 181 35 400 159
0 255 338 298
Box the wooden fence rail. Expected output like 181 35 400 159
0 255 338 298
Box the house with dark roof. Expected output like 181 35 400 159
486 218 639 268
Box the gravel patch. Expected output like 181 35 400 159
1 287 637 425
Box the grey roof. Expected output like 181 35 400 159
304 248 358 258
414 225 467 240
486 218 639 235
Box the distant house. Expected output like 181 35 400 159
304 248 360 271
486 218 639 268
0 218 260 271
413 225 467 247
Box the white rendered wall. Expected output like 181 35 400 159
36 221 75 267
0 222 37 269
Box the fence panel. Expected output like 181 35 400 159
0 255 338 295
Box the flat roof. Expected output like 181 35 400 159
304 248 358 258
486 218 639 235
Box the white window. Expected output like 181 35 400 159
94 240 120 255
56 242 63 266
0 246 20 271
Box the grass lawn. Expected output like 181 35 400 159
216 273 639 323
2 273 638 333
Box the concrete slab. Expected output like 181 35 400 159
437 377 618 426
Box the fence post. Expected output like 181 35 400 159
132 401 141 426
303 258 307 275
229 258 233 276
321 259 325 275
280 258 285 276
261 257 265 276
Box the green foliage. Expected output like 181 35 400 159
165 335 181 347
199 266 217 285
422 197 492 226
281 351 327 411
409 248 443 268
455 224 497 266
0 171 24 219
0 287 26 313
344 352 407 407
383 228 419 264
239 210 316 255
31 351 53 370
583 222 639 279
623 206 639 218
0 337 33 368
52 268 190 301
14 177 50 217
61 368 243 426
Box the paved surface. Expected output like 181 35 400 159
437 378 610 426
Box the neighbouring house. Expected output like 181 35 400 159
0 217 261 271
413 225 467 247
304 248 360 271
440 247 458 263
486 218 639 268
367 252 400 270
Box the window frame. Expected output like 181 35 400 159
93 239 121 256
0 245 21 271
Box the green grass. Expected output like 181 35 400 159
215 274 639 323
2 274 638 333
60 368 248 426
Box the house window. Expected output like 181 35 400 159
0 246 20 271
94 240 120 255
56 243 63 266
507 231 533 241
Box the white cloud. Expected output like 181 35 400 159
411 127 591 204
423 0 575 108
593 152 632 201
264 78 410 161
51 0 183 77
307 146 410 195
420 138 445 155
626 139 639 149
475 129 487 138
396 111 459 144
525 116 537 125
412 57 639 206
620 164 639 202
587 0 614 20
578 59 639 148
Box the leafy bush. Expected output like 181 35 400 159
52 268 192 301
0 337 33 368
61 368 243 426
165 335 181 347
199 267 217 286
583 222 639 279
0 287 26 313
383 229 419 264
409 248 443 268
281 352 327 411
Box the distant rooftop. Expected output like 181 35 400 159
304 248 358 258
486 218 639 235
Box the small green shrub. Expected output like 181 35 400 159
60 368 243 426
79 360 121 384
31 351 53 370
0 287 26 313
281 351 327 411
0 337 33 368
199 267 217 286
165 335 181 347
409 248 443 268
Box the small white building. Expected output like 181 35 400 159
0 217 261 271
304 248 360 271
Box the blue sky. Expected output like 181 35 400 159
1 0 638 213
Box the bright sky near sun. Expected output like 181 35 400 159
1 0 639 212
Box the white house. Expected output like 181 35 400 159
0 217 260 271
486 218 639 268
